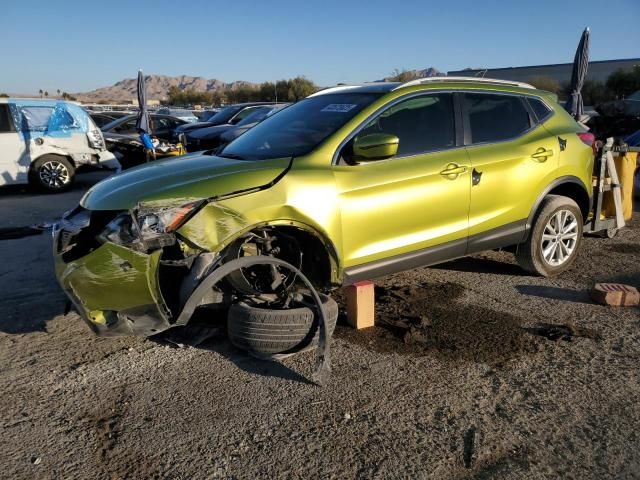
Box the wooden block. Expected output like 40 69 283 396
590 283 639 307
345 280 375 329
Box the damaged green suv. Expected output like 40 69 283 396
54 78 594 337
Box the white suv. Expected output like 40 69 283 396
0 98 120 192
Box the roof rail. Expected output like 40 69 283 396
308 85 363 97
393 76 535 90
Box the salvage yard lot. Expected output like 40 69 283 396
1 173 639 479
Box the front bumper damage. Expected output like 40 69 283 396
54 224 172 336
52 196 244 337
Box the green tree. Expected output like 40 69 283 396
260 82 277 102
44 91 49 98
287 76 317 101
0 93 8 98
580 80 613 106
526 76 561 94
164 76 319 106
57 89 61 97
38 89 43 98
606 66 640 99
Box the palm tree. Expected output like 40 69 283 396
57 89 61 98
38 89 43 98
44 91 49 98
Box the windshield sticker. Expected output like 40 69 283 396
321 104 358 113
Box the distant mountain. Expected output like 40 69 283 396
74 74 256 103
75 68 444 102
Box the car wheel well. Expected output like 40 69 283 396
226 225 337 292
546 182 590 221
30 153 75 171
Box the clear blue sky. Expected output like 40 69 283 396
2 0 639 95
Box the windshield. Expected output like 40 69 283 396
207 105 244 124
236 106 272 126
101 116 129 131
203 110 220 121
220 93 382 159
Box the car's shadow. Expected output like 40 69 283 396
434 255 528 276
151 321 316 385
515 285 593 304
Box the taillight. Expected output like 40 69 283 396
87 129 105 149
577 132 595 146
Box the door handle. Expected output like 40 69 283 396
531 148 554 162
440 164 467 177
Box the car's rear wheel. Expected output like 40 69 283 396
227 294 338 357
516 195 583 277
30 155 75 192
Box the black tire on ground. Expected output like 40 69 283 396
516 195 583 277
227 294 339 356
29 155 75 192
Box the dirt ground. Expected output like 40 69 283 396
1 171 639 479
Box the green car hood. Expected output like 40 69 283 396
81 153 291 210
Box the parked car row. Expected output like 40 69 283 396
93 102 290 169
89 111 132 128
181 103 289 151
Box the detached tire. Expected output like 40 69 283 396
516 195 583 277
29 155 75 192
227 294 338 356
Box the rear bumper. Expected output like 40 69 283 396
52 223 171 336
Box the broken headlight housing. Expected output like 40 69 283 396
97 201 204 251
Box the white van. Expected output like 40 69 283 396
0 98 120 192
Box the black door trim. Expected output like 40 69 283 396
342 237 467 285
342 219 530 285
466 219 527 254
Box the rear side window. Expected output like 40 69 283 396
20 106 55 131
358 93 456 156
0 104 14 132
527 97 553 123
465 93 531 144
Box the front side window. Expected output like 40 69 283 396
354 93 455 158
465 93 531 144
220 92 382 160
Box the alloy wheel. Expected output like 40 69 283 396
540 209 578 266
39 161 70 189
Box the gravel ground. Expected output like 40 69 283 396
1 172 639 479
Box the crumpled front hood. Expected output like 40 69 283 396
81 152 291 211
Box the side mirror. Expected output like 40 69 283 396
353 133 399 161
